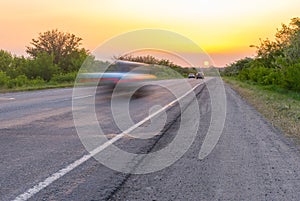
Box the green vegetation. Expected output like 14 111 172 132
116 55 197 77
0 29 88 91
224 77 300 141
222 17 300 140
223 18 300 92
0 31 196 91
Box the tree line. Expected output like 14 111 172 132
0 29 194 89
223 18 300 92
116 55 196 76
0 29 88 88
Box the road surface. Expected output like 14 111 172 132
1 78 300 201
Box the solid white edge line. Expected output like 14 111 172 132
13 81 203 201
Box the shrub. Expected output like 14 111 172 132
263 69 282 85
0 50 13 72
223 18 300 93
282 64 300 91
0 71 10 87
51 72 77 83
238 68 250 80
30 77 46 86
25 53 59 81
7 75 29 88
15 75 29 86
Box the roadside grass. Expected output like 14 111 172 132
0 82 74 93
223 77 300 142
0 72 77 93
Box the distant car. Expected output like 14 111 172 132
196 72 204 79
188 73 195 78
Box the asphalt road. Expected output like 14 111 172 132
1 78 300 201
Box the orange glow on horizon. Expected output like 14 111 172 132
0 0 299 66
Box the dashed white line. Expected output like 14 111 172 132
13 82 203 201
0 97 15 101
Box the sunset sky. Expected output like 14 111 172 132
1 0 299 66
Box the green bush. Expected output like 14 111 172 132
0 71 10 87
30 77 46 86
223 18 300 93
0 49 82 90
282 64 300 91
238 68 250 80
263 69 282 85
15 75 29 86
25 53 59 81
51 72 77 83
256 67 271 84
7 75 29 88
0 50 13 72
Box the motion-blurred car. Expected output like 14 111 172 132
196 72 204 79
188 73 195 78
77 60 156 97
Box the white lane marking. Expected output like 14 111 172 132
0 97 15 101
13 82 203 201
73 95 94 100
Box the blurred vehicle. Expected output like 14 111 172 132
77 72 155 86
188 73 195 78
196 72 204 79
77 60 156 97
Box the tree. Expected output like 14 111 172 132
6 56 27 79
24 53 59 81
250 17 300 67
0 50 13 72
283 18 300 64
26 29 88 72
58 48 89 72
